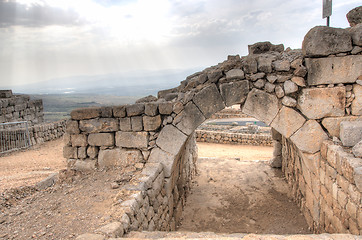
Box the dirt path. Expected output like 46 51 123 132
178 143 311 234
0 138 67 192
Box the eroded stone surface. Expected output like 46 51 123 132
298 87 346 119
352 84 362 115
340 121 362 147
271 107 306 138
175 102 205 135
290 120 329 154
220 80 249 107
302 26 353 57
148 148 176 177
347 6 362 27
115 132 148 149
192 84 225 118
156 124 187 155
88 133 114 147
79 118 119 133
305 56 362 86
242 88 280 125
322 116 362 138
71 107 101 120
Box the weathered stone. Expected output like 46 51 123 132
193 84 225 118
71 107 101 120
100 106 113 118
264 82 275 93
73 160 96 172
267 75 278 84
271 128 282 141
71 134 87 147
290 120 329 154
305 56 362 85
96 222 123 238
35 173 58 190
283 80 298 95
291 76 306 87
273 60 290 71
225 69 245 80
158 102 173 115
257 56 273 73
352 140 362 158
148 148 176 177
340 121 362 147
66 120 79 134
175 102 205 135
113 105 126 118
77 147 87 159
271 106 306 138
119 117 132 131
281 96 297 107
220 81 249 107
294 65 308 77
87 146 99 158
254 79 265 89
275 85 285 98
207 70 223 83
79 118 119 133
243 56 258 74
322 116 362 138
249 72 265 82
346 6 362 27
352 84 362 115
98 149 143 169
351 46 362 55
63 146 77 159
349 23 362 46
143 115 161 131
88 133 114 147
76 233 105 240
131 116 143 131
248 41 284 54
136 95 157 103
302 26 353 57
126 104 144 116
156 125 187 155
144 103 158 116
298 87 346 119
116 132 148 148
173 102 183 114
242 88 280 125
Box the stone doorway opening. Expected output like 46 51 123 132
176 108 312 234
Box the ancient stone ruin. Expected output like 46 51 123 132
60 6 361 239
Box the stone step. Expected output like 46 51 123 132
121 231 361 240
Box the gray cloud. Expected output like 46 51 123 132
0 1 82 28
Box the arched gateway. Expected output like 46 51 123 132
64 16 362 237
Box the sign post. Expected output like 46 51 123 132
323 0 332 26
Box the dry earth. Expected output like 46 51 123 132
0 140 311 239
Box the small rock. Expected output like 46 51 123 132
265 82 276 93
351 46 362 55
284 80 298 94
282 96 297 107
254 79 265 89
275 85 285 98
357 80 362 86
346 6 362 27
110 182 119 189
291 76 306 87
267 75 278 84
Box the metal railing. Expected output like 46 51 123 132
0 121 32 154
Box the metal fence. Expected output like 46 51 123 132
0 121 31 154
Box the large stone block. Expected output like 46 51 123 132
98 149 143 169
192 84 225 118
156 124 187 155
145 103 158 116
352 84 362 115
79 118 119 133
340 121 362 147
305 56 362 85
88 133 115 147
242 88 280 125
297 87 346 119
242 56 257 74
322 116 362 138
119 117 131 131
220 80 249 107
143 115 161 131
302 26 353 57
71 134 88 147
66 120 80 134
73 160 96 172
71 107 101 120
126 104 144 116
349 23 362 46
290 120 329 154
248 41 284 54
175 101 205 135
158 102 173 115
148 148 176 177
113 105 126 118
115 131 148 148
225 69 245 80
347 6 362 27
131 116 143 131
270 106 306 138
63 146 77 159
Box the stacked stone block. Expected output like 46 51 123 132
68 7 362 236
0 90 44 125
28 120 66 145
195 130 272 146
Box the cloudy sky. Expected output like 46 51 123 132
0 0 360 89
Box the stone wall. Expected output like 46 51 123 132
66 8 362 237
0 90 44 125
281 138 361 234
28 120 66 146
195 130 273 146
